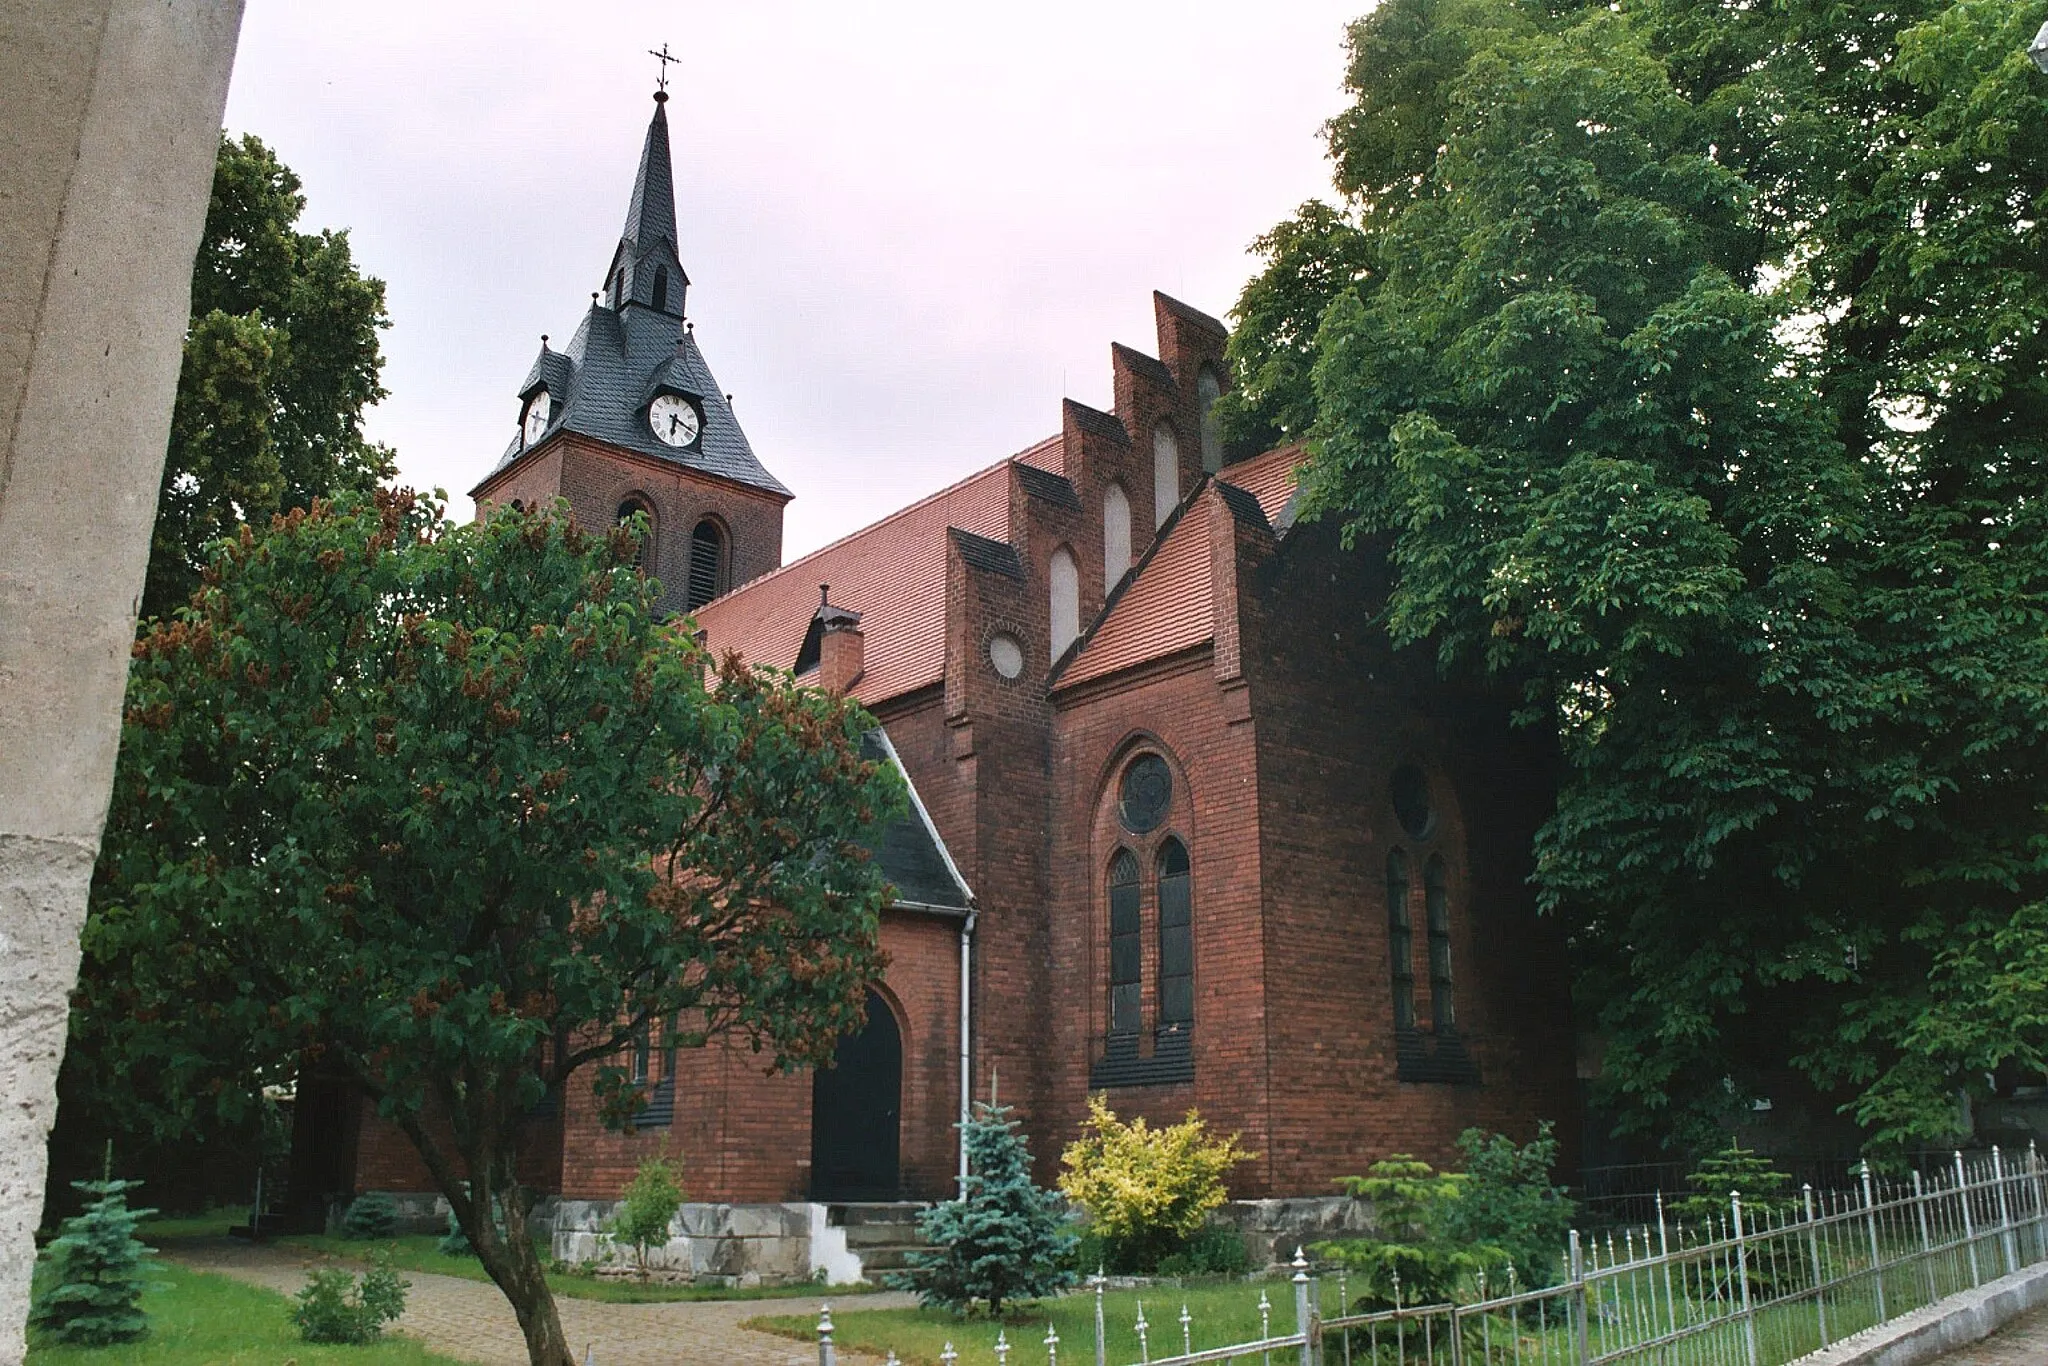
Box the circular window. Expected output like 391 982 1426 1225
1118 754 1172 834
1391 763 1435 841
988 633 1024 680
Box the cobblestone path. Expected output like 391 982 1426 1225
1930 1301 2048 1364
164 1237 908 1365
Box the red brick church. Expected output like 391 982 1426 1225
338 90 1575 1242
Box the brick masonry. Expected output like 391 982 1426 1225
341 290 1577 1224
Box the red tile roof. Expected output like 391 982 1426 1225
1054 448 1307 692
693 450 1020 706
1218 443 1306 528
695 438 1308 707
1055 498 1215 690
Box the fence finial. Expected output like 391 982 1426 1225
995 1329 1010 1366
817 1303 836 1366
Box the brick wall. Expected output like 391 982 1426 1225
473 433 788 615
1239 518 1578 1186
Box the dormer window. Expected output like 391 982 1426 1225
652 265 669 313
614 268 626 306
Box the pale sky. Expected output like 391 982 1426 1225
222 2 1368 558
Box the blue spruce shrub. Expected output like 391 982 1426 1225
29 1176 158 1345
891 1100 1077 1315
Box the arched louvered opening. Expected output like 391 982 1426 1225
685 518 726 610
616 498 654 569
1156 838 1192 1033
1103 482 1132 588
1108 849 1141 1037
1386 849 1415 1030
1425 855 1455 1031
1152 423 1179 528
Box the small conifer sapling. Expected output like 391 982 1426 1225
29 1160 158 1346
893 1099 1076 1316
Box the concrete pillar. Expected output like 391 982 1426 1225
0 4 243 1360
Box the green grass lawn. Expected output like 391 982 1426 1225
26 1259 461 1366
751 1278 1303 1366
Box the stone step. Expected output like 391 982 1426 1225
829 1201 929 1228
843 1221 928 1249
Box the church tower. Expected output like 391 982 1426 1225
471 88 790 614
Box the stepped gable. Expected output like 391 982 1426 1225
1053 444 1305 691
693 452 1020 706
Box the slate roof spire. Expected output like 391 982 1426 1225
621 91 679 258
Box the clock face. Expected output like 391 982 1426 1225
522 391 551 446
649 393 701 448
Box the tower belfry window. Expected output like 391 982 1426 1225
686 518 726 609
617 498 654 569
652 265 669 313
614 268 626 306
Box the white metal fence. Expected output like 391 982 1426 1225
817 1144 2048 1366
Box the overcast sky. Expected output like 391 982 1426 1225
222 2 1367 558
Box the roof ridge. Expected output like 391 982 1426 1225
715 446 1032 600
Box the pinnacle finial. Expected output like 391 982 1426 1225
648 42 679 97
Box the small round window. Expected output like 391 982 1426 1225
1391 763 1435 841
988 633 1024 680
1118 754 1172 834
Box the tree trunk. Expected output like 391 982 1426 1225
394 1109 574 1366
474 1196 574 1366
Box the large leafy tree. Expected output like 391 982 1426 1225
80 493 900 1365
148 134 393 618
1227 0 2048 1149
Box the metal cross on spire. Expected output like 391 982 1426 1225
648 42 679 94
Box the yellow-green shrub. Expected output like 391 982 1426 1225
1057 1095 1254 1271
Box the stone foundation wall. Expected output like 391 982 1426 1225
1215 1196 1375 1268
548 1200 843 1287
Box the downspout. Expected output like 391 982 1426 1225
958 902 977 1199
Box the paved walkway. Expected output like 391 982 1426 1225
1930 1301 2048 1364
163 1237 910 1365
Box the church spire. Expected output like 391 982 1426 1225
621 90 678 256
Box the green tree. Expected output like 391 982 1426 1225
1315 1156 1498 1310
79 492 901 1366
29 1174 156 1346
1226 0 2048 1151
605 1156 685 1282
148 134 393 618
894 1100 1077 1316
1671 1143 1795 1227
1437 1125 1573 1289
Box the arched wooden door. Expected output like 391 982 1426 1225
810 989 902 1201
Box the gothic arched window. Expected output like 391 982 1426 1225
652 264 669 313
1103 482 1132 588
1152 424 1179 528
1197 369 1223 473
685 518 726 609
617 497 654 569
1108 849 1141 1037
1425 855 1455 1031
1156 838 1192 1032
1386 849 1415 1031
1050 546 1079 658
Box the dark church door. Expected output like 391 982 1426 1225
810 989 901 1201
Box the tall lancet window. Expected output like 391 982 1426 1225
1197 370 1223 473
1103 483 1132 588
1153 424 1179 528
1156 838 1193 1033
1386 849 1415 1030
1425 855 1455 1031
1108 850 1141 1036
1050 546 1079 658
